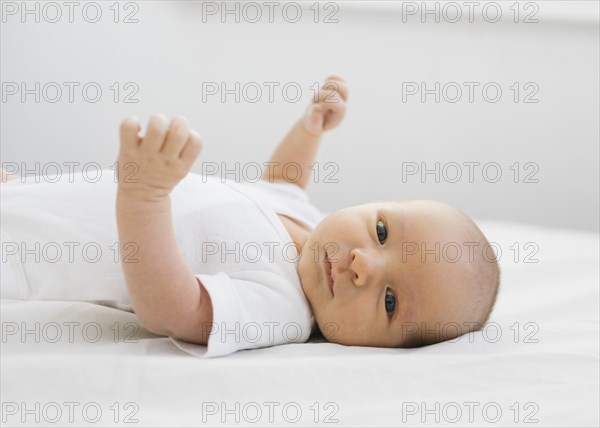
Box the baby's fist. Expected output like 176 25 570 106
303 75 349 136
117 114 203 201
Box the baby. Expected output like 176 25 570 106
1 76 500 357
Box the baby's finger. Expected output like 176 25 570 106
321 99 347 131
179 130 203 166
162 116 190 159
325 74 345 82
119 116 141 151
303 103 325 136
313 88 343 105
142 114 169 153
322 78 349 101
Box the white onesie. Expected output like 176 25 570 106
0 170 325 357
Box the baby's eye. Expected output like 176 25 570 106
385 288 396 314
376 220 387 244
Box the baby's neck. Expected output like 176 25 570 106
276 214 311 255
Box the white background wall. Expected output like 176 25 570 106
1 1 598 231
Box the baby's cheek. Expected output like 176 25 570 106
329 303 358 331
317 317 341 342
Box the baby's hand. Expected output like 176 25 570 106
302 75 349 136
117 114 203 202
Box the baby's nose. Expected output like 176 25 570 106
349 248 381 287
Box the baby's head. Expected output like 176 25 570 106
298 199 500 347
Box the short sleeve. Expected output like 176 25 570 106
248 180 326 229
253 180 309 201
169 271 313 358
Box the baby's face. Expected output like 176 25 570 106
297 199 480 347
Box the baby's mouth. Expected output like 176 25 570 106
324 251 334 295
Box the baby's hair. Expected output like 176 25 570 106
481 259 501 326
469 216 501 327
403 214 502 348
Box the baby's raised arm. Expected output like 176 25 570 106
262 76 348 189
116 115 212 344
114 76 348 343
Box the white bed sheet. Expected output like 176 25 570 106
1 220 598 427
